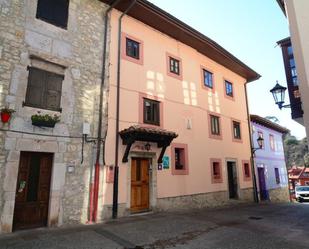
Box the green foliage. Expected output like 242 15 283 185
265 116 279 123
1 106 15 114
284 133 309 168
285 135 299 145
31 112 60 123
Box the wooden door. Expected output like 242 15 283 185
13 152 53 230
258 167 269 200
131 158 149 212
227 161 238 199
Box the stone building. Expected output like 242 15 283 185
0 0 110 233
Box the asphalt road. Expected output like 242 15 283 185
1 202 309 249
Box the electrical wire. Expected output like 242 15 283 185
0 128 97 139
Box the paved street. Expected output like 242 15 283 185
1 203 309 249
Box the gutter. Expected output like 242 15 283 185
112 0 137 219
244 82 259 203
89 0 122 223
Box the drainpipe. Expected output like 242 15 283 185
113 0 137 219
89 0 122 223
244 82 259 203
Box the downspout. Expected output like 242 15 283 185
113 0 137 219
89 0 122 223
244 82 259 203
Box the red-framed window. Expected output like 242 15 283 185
210 159 223 183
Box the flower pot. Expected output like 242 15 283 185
32 120 57 128
1 112 11 123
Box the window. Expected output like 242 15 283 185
175 148 185 170
269 134 275 151
212 162 220 179
225 80 233 98
242 161 251 180
287 45 293 55
143 98 160 126
171 144 188 175
211 159 222 183
126 38 140 59
25 67 63 111
210 115 220 136
203 69 213 89
232 121 241 140
257 131 264 149
275 168 280 184
166 53 182 80
36 0 69 28
122 33 143 65
169 57 180 75
289 58 298 86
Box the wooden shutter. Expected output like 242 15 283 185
45 72 63 110
25 67 63 111
25 68 45 108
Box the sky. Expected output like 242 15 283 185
148 0 306 139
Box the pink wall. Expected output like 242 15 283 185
103 10 253 205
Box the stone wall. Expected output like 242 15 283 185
268 187 290 203
0 0 110 233
239 187 254 202
156 188 254 212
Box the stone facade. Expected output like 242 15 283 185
156 189 254 212
0 0 110 233
268 187 290 203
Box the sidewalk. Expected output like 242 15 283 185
0 203 308 249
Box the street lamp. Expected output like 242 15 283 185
250 135 265 203
252 136 264 154
270 81 290 109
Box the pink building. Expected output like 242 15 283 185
0 0 260 233
100 0 260 219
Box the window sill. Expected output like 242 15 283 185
209 134 222 140
243 176 251 182
36 17 68 30
224 94 235 101
23 101 62 113
172 168 189 175
211 178 223 184
232 138 243 143
143 121 160 127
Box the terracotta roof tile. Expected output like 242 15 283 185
119 125 178 138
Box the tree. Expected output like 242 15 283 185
265 116 280 123
283 133 309 167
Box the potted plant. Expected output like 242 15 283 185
1 107 15 123
31 112 60 128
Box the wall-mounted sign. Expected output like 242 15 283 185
67 164 75 173
162 155 169 169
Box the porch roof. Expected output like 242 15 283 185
119 125 178 163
